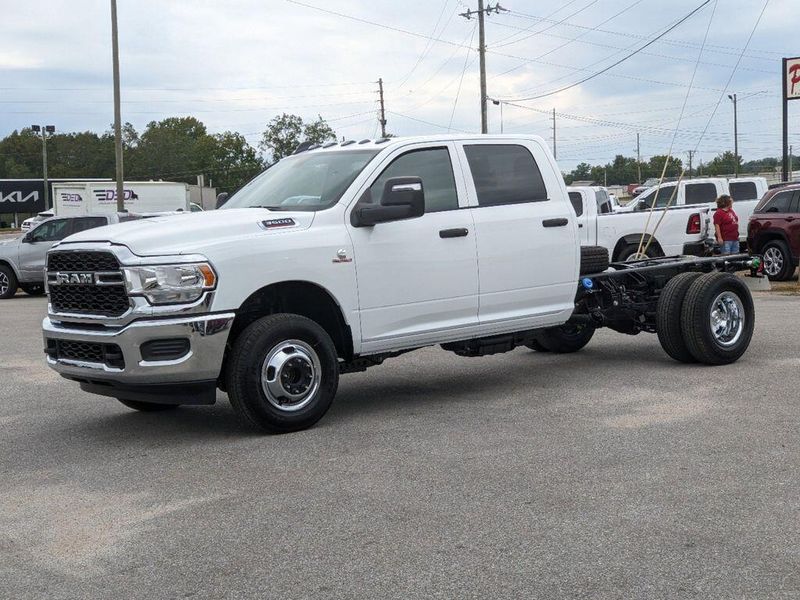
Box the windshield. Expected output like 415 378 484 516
222 149 380 211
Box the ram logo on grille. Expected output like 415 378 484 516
52 272 95 285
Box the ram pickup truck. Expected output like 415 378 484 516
42 135 760 433
625 176 768 244
567 186 711 260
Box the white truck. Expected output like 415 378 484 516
625 177 768 244
42 135 761 433
52 181 200 216
567 186 712 260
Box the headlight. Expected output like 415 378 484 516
123 263 216 305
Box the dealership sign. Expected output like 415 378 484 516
0 180 45 213
786 57 800 100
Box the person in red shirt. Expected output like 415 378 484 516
713 194 739 254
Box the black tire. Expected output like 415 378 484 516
536 324 595 353
525 338 550 352
656 272 703 363
761 239 794 281
0 265 18 299
680 272 755 365
20 283 46 296
580 245 609 275
617 243 658 262
117 398 181 412
226 313 339 433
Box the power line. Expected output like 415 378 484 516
502 0 712 102
492 0 644 79
489 0 582 47
492 0 599 49
395 0 456 89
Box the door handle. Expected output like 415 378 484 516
543 218 569 227
786 216 795 222
578 223 584 228
439 227 469 238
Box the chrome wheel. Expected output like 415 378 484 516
763 246 784 277
260 339 321 412
0 271 7 296
709 292 745 347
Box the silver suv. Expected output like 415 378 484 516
0 214 131 299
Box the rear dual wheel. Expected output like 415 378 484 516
656 272 754 365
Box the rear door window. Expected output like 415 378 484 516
70 217 108 234
760 191 793 213
595 189 612 214
729 181 758 201
464 144 548 207
568 192 583 216
684 182 717 205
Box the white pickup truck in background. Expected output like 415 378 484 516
624 177 768 243
42 135 760 434
567 185 711 261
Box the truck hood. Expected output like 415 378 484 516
59 208 316 256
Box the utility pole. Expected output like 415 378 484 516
687 150 695 179
377 77 387 138
791 145 794 181
459 2 505 134
110 0 125 212
728 93 738 177
636 133 641 183
30 125 55 210
552 108 557 159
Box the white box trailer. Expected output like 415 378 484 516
52 181 191 216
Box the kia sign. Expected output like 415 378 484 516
786 57 800 100
0 180 45 213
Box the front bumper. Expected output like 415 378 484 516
43 312 235 404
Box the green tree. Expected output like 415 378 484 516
208 131 263 193
259 113 337 163
645 155 683 179
704 151 742 176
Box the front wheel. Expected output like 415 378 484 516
536 324 595 353
226 314 339 433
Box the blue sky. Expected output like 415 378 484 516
1 0 798 170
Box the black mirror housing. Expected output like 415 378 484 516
352 177 425 227
22 233 32 243
215 192 230 209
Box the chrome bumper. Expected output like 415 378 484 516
43 312 235 385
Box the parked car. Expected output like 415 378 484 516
20 210 54 232
42 134 759 433
0 213 137 299
566 186 711 260
747 183 800 281
631 177 662 197
625 177 768 244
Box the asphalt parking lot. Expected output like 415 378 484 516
2 293 799 599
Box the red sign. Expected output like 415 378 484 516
786 57 800 100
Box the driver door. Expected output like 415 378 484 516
347 143 478 353
18 218 72 280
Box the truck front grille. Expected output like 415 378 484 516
47 251 130 317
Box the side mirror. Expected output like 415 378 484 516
352 177 425 227
215 192 229 209
22 232 33 243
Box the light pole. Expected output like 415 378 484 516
728 93 738 177
30 125 55 210
491 98 503 133
111 0 125 212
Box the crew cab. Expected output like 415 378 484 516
625 177 768 244
567 186 711 260
42 135 760 433
747 183 800 281
0 213 137 299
